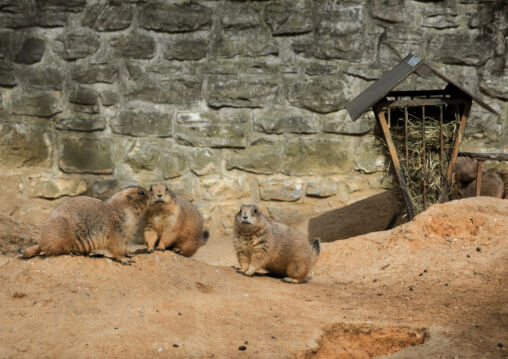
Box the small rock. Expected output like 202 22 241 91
467 254 470 258
244 341 248 345
114 327 118 330
173 344 179 348
476 247 481 252
444 283 448 287
409 287 414 291
238 346 247 351
178 312 182 316
497 343 503 348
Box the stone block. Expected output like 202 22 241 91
227 139 284 175
175 109 249 148
264 0 313 35
254 107 318 134
208 75 279 108
37 0 87 13
54 31 100 61
288 76 346 114
306 178 337 198
368 0 404 23
28 176 87 199
12 90 61 117
322 109 374 135
82 3 133 31
56 117 106 132
112 109 172 137
71 64 118 84
163 38 208 61
200 176 250 201
283 137 353 176
187 147 218 176
0 60 16 87
429 33 494 66
0 120 51 168
215 29 278 58
354 135 386 174
259 178 302 202
318 2 364 36
14 37 45 64
100 90 120 106
128 78 202 105
480 59 508 100
139 2 212 33
26 67 63 90
110 33 156 59
68 84 98 113
59 136 113 174
221 2 260 29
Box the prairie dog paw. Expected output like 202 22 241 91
244 268 256 276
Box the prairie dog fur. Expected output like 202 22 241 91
144 183 208 257
233 204 320 283
463 170 504 198
23 186 151 264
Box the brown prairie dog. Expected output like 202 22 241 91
233 204 320 283
144 183 208 257
22 186 151 264
463 170 504 198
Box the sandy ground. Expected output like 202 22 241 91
0 197 507 358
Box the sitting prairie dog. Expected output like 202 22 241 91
23 186 151 264
233 204 320 283
144 183 208 257
454 157 486 184
463 170 504 198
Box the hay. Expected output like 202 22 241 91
380 109 458 216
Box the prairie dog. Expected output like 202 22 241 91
454 157 485 184
463 170 504 198
23 186 151 264
233 204 320 283
144 183 208 257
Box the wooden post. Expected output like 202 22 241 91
404 107 409 172
475 161 483 196
376 106 415 220
422 106 427 210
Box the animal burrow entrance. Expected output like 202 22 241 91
299 323 428 359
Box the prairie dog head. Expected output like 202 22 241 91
109 186 151 214
235 204 265 228
148 183 176 206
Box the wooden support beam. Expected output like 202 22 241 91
422 106 427 210
375 106 415 220
459 152 508 161
446 101 472 184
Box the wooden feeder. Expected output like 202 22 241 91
346 54 499 220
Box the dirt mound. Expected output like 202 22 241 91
0 215 39 256
0 197 507 358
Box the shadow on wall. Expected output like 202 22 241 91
308 191 404 243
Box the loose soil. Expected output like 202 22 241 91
0 197 506 358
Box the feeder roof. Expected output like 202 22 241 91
346 54 498 121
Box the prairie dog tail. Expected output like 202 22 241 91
202 230 210 244
312 238 320 256
22 245 41 259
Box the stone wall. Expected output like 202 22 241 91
0 0 506 238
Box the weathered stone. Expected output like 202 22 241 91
208 76 279 108
163 39 208 61
68 85 98 113
200 176 250 201
221 2 260 29
37 0 87 13
128 78 202 105
368 0 404 23
305 63 341 76
259 178 302 202
216 29 278 58
0 121 51 168
56 117 106 132
82 3 133 31
0 60 16 87
26 67 62 90
429 33 494 66
227 139 284 175
166 172 199 201
175 109 249 148
0 31 11 59
12 90 61 117
59 136 113 174
480 59 508 100
112 109 172 137
28 176 87 199
203 58 295 75
318 2 364 36
139 2 212 33
354 135 386 174
422 14 459 29
322 109 374 135
293 34 377 62
110 33 156 59
14 37 45 64
254 107 318 134
264 0 313 35
100 90 120 106
89 178 119 200
0 1 69 28
283 137 354 176
187 147 217 176
306 178 337 198
288 76 346 114
71 64 118 84
54 31 100 60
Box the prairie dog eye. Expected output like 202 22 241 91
253 208 258 214
138 190 145 195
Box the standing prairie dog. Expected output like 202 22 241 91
233 204 320 283
23 186 151 264
144 184 208 257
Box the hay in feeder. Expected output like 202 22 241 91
380 108 458 216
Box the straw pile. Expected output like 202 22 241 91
381 110 458 215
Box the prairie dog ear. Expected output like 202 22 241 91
149 184 153 191
164 184 169 191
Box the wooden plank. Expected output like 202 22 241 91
475 161 483 197
376 106 415 220
446 101 472 184
422 106 427 210
459 152 508 161
378 97 470 109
